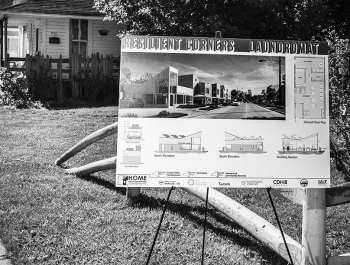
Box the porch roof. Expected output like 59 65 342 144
0 0 103 17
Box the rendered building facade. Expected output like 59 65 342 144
121 66 229 108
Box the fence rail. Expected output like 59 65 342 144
3 53 120 101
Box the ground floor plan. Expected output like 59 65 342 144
294 57 326 120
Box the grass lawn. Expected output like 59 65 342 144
0 106 349 265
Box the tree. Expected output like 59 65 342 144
134 73 153 84
93 0 348 40
328 39 350 180
230 89 239 101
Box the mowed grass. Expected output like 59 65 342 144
0 106 349 265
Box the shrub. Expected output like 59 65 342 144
158 110 170 117
27 62 57 101
0 68 33 108
121 113 138 118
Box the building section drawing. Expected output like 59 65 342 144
219 132 265 153
123 145 142 164
294 57 326 120
124 121 142 140
278 133 325 155
157 131 207 153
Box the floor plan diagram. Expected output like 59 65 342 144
294 57 326 120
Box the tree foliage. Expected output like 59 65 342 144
94 0 349 40
329 39 350 180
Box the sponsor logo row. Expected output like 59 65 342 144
117 175 329 188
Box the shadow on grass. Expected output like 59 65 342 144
76 174 126 195
134 191 286 263
75 173 286 263
44 99 119 110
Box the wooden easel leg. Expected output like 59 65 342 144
302 188 326 265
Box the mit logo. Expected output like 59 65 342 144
318 180 327 185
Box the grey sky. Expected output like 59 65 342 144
121 52 285 95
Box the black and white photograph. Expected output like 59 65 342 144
119 53 286 120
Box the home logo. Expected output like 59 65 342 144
273 179 288 186
318 180 327 186
124 175 147 185
300 179 308 187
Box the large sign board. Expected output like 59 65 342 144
116 36 330 188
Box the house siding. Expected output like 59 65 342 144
30 19 41 55
91 20 125 57
45 18 68 58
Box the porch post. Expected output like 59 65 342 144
0 20 3 67
4 16 8 68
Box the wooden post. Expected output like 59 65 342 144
301 188 326 265
126 187 141 201
57 55 63 101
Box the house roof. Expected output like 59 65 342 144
0 0 103 17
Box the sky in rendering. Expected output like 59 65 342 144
121 52 286 96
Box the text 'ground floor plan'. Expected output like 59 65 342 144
294 57 325 120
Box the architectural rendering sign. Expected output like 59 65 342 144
116 36 330 188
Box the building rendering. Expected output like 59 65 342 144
220 132 264 153
120 66 228 108
158 132 206 152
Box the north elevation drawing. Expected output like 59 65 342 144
219 132 264 153
157 131 207 153
294 57 326 120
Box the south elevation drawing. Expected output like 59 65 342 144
157 132 207 153
278 133 325 155
123 145 142 164
220 132 265 153
294 57 326 120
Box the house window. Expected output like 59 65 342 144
36 28 39 52
71 19 88 56
170 71 177 93
157 79 168 93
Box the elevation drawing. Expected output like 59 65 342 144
123 145 142 164
124 121 142 139
157 131 207 153
219 132 265 153
294 57 326 121
278 133 325 155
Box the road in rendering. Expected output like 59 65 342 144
190 103 285 119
